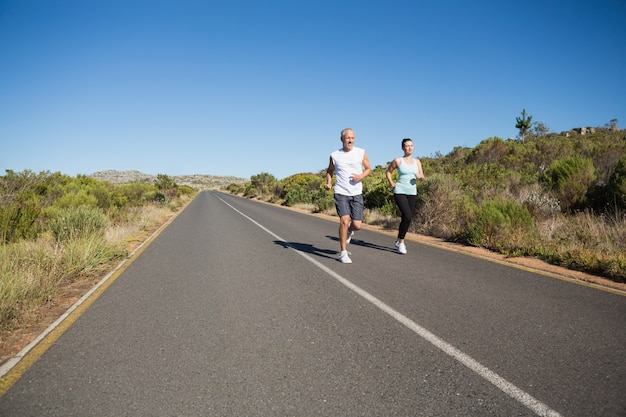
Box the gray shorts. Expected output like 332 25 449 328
334 194 364 220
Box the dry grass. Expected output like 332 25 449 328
364 208 399 230
0 202 181 332
385 202 626 282
534 210 626 281
263 194 625 282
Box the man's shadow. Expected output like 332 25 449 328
274 236 396 261
274 241 338 259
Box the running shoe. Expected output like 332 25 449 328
338 250 353 263
395 241 407 254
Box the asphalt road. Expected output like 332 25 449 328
0 191 624 416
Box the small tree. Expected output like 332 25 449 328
248 172 277 197
533 121 550 137
605 118 619 131
155 174 179 199
515 109 533 141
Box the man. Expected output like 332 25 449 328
325 128 371 263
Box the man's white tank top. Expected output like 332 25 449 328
331 147 365 196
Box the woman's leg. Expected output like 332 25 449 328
394 194 417 241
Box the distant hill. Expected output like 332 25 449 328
89 170 248 190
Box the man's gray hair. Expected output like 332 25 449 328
340 128 354 139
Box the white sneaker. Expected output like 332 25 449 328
395 241 407 254
338 250 352 263
346 230 354 244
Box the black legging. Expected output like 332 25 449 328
394 194 417 239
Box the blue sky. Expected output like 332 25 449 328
1 0 625 180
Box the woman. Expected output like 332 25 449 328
386 138 425 254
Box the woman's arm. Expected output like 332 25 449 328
386 158 399 188
415 158 425 180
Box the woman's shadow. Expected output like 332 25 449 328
326 235 397 253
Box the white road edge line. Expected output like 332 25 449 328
218 195 564 417
0 211 172 379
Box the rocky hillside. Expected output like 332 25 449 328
89 170 248 190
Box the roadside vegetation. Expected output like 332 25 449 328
227 118 626 284
1 116 624 337
0 171 195 331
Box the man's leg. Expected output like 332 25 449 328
339 215 351 251
349 194 365 233
334 194 352 252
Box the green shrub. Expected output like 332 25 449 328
0 200 42 243
153 192 166 204
155 174 179 198
119 182 156 205
544 156 596 211
249 172 277 197
284 184 311 206
362 166 394 211
455 162 511 195
47 205 108 242
607 156 626 208
52 189 99 209
467 198 536 255
226 183 246 194
178 185 195 196
281 173 323 206
378 199 398 216
313 190 335 213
